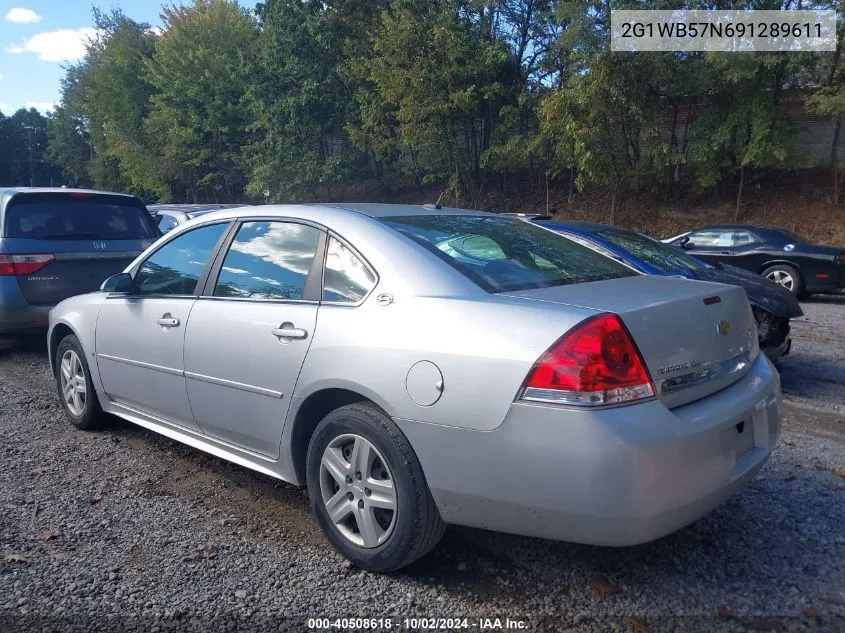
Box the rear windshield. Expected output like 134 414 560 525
595 228 706 272
4 196 158 240
380 215 634 292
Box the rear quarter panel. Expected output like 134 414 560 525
292 294 596 432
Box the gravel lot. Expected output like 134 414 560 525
1 297 844 633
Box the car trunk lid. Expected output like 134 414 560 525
502 275 757 409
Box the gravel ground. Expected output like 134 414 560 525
1 297 844 633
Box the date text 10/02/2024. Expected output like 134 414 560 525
307 617 529 630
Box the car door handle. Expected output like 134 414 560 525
272 324 308 340
156 314 181 327
720 250 732 255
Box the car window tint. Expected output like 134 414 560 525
5 198 158 240
157 215 178 233
323 236 376 303
214 221 320 301
596 229 705 272
380 215 634 293
732 230 757 245
135 223 227 295
688 230 734 247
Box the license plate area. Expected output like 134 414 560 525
735 418 755 457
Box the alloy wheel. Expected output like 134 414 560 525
60 350 87 417
319 433 397 548
766 269 794 292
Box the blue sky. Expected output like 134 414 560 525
0 1 177 114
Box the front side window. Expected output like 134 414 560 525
135 223 228 295
214 221 321 301
323 236 376 303
596 229 705 272
381 215 634 293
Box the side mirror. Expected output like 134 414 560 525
679 236 692 250
101 272 135 294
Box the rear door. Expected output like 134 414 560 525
183 220 325 457
2 192 159 305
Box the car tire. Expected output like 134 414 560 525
306 403 445 573
762 264 802 297
55 334 104 430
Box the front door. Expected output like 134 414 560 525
95 222 230 430
184 220 323 457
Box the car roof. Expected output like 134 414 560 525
148 203 243 216
179 202 494 225
0 186 138 200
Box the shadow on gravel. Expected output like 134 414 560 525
801 292 845 305
395 472 841 602
80 405 842 605
0 333 47 358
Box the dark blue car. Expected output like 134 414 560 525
0 188 160 334
533 219 803 363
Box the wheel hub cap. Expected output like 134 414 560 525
319 434 397 548
60 350 87 417
766 270 794 291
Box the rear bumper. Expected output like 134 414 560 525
804 266 845 292
0 304 52 334
0 278 52 334
397 354 781 546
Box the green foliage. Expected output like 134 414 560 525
145 0 257 202
34 0 845 208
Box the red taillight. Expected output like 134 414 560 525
522 313 654 407
0 253 55 276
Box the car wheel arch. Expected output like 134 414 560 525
287 386 395 486
758 259 801 276
49 322 77 376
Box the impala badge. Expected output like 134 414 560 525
716 320 731 336
92 241 107 251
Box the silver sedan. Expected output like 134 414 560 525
48 204 781 572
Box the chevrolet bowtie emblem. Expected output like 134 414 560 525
716 320 731 336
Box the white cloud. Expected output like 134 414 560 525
24 101 56 113
10 27 97 62
5 8 42 24
0 102 8 112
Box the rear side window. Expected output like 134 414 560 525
380 215 634 292
4 196 158 240
213 221 321 301
323 236 376 303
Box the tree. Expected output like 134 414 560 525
244 0 373 201
354 0 512 202
145 0 257 202
0 108 62 187
694 53 799 220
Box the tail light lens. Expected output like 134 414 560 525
521 313 654 407
0 253 55 276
